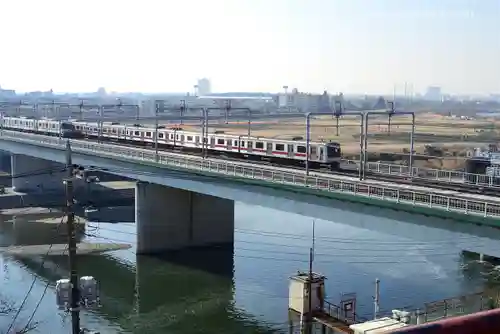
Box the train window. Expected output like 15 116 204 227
195 136 200 142
146 131 152 137
170 134 174 140
226 140 231 145
297 146 306 153
234 140 238 146
241 141 245 147
217 139 224 145
181 135 185 141
176 135 179 140
326 144 341 157
134 131 140 136
158 133 164 139
275 144 285 151
256 142 264 149
187 136 193 141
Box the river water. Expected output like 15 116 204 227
0 201 500 333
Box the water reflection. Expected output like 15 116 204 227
0 214 85 247
1 201 500 333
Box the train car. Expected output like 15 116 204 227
2 117 342 170
76 121 342 169
1 116 82 138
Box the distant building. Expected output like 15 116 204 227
97 87 107 97
197 78 211 96
277 88 332 112
0 85 16 98
425 86 442 101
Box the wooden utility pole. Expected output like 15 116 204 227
65 140 80 334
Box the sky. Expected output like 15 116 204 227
0 0 499 95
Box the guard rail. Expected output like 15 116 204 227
1 130 499 219
343 160 500 189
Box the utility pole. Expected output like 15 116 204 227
305 247 313 334
65 140 80 334
305 220 315 334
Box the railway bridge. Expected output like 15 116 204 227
0 130 499 256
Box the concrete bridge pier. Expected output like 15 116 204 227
11 154 67 193
135 182 234 254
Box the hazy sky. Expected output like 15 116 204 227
0 0 499 94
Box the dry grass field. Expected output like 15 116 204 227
164 112 500 170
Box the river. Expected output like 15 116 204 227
0 201 499 333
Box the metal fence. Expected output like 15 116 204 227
384 290 500 326
344 160 500 189
1 130 500 219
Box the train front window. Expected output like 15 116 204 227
60 123 74 130
326 144 341 157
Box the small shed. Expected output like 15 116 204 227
288 272 326 315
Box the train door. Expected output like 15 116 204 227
227 139 232 151
287 144 294 157
247 141 253 153
310 146 318 161
210 136 215 148
319 146 325 162
266 142 273 155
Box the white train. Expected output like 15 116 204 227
0 116 342 170
1 116 82 138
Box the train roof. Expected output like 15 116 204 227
64 120 341 146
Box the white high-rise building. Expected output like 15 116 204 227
197 78 211 96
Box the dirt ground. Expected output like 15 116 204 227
166 112 499 170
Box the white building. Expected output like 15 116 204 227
197 78 211 96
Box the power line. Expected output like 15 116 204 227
9 166 69 179
88 223 478 250
83 232 451 265
5 215 66 333
87 224 463 257
21 247 67 332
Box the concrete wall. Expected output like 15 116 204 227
135 182 234 254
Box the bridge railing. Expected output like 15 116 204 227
343 160 500 189
1 130 500 219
